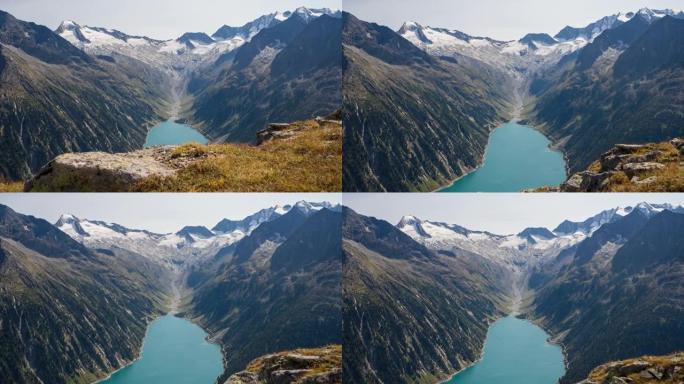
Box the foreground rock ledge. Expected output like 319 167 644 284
535 138 684 192
578 352 684 384
25 147 193 192
225 345 342 384
25 112 342 192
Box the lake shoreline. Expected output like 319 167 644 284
436 314 504 384
439 313 566 384
437 119 567 193
91 313 162 384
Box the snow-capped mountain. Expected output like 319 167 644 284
398 20 585 76
397 203 684 270
554 202 683 234
212 205 289 234
212 11 290 40
55 7 340 69
56 201 339 266
398 7 683 77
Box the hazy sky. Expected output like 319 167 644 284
0 193 341 233
344 0 684 40
344 194 684 234
1 0 341 40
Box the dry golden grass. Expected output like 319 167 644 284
606 142 684 192
587 352 684 383
0 181 24 192
245 345 341 379
133 120 342 192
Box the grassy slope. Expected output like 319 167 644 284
134 119 341 192
600 142 684 192
584 353 684 384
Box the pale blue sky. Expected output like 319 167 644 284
1 0 341 39
344 0 684 40
344 194 684 234
0 193 341 233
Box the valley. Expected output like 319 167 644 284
343 7 684 192
0 7 343 189
343 201 684 383
0 200 344 384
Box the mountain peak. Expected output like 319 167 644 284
398 21 423 34
56 20 80 32
519 33 557 46
634 7 681 22
518 227 556 240
292 201 339 215
292 6 339 22
177 32 214 45
55 213 80 226
397 215 422 227
176 225 214 239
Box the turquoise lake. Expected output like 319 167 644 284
99 315 223 384
441 121 567 192
144 120 209 148
446 316 565 384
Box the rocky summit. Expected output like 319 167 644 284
224 345 342 384
578 353 684 384
552 138 684 192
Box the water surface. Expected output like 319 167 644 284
144 120 209 148
446 316 565 384
100 315 223 384
441 121 566 192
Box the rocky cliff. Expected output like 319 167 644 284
531 16 684 174
546 138 684 192
342 13 513 192
342 208 512 383
0 205 171 383
186 208 343 382
528 209 684 383
578 353 684 384
224 345 342 384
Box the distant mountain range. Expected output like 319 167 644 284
55 7 340 70
0 200 342 383
344 7 684 191
343 202 684 383
0 7 342 182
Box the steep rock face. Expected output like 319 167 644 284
187 208 342 382
224 345 342 384
557 139 684 192
528 210 684 383
190 14 342 143
342 13 512 192
0 205 170 384
578 353 684 384
0 10 168 181
532 16 684 173
342 208 512 383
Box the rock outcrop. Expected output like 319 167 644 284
25 116 342 192
257 111 342 145
578 353 684 384
551 138 684 192
25 148 184 192
224 346 342 384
